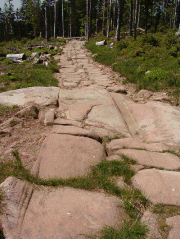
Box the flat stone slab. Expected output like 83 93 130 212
126 100 180 145
32 134 105 179
116 149 180 170
54 118 84 128
132 169 180 206
85 105 131 137
52 125 95 138
67 103 94 120
62 82 78 88
59 86 114 107
107 86 127 94
166 215 180 239
0 87 59 107
20 187 126 239
0 177 33 239
107 138 168 152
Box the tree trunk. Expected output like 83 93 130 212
45 7 47 40
62 0 64 37
129 0 133 36
134 0 139 40
86 0 89 39
102 0 105 35
54 0 56 39
89 0 91 38
145 0 148 34
117 0 124 41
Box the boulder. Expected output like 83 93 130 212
132 169 180 206
96 40 107 46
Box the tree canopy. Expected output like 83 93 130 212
0 0 180 41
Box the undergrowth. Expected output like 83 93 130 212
0 152 148 221
85 28 180 104
0 37 65 92
86 220 148 239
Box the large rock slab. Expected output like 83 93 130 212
59 86 114 107
116 149 180 170
0 177 33 239
107 138 168 152
166 215 180 239
125 100 180 145
54 118 84 128
32 134 105 179
67 103 94 120
20 187 126 239
0 87 59 107
132 169 180 206
85 105 130 137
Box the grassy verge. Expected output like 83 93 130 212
152 204 180 238
86 220 148 239
0 151 148 221
85 29 180 104
0 37 65 92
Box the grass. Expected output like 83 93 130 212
0 37 65 93
0 151 148 221
85 28 180 104
86 220 148 239
152 204 180 238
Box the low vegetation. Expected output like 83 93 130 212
86 220 148 239
0 151 148 222
0 37 65 93
85 29 180 104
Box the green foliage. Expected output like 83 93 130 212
139 33 160 47
49 59 59 73
0 38 61 92
86 30 180 102
0 151 147 220
87 220 147 239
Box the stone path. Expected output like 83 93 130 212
1 40 180 238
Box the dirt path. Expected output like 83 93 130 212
1 40 180 238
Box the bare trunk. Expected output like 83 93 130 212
89 0 91 38
137 0 141 27
102 0 105 35
129 0 133 36
62 0 64 37
117 0 124 41
86 0 89 39
54 0 56 39
134 0 139 40
145 0 148 34
70 6 72 38
45 7 47 39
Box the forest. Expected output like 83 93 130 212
0 0 180 42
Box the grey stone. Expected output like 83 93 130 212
0 87 59 107
44 109 55 125
124 100 180 146
141 211 162 238
0 177 33 239
54 118 84 128
166 215 180 239
20 187 126 239
85 105 131 137
107 86 127 94
132 169 180 206
116 149 180 170
32 134 105 179
107 138 168 152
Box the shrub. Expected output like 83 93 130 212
140 33 160 47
